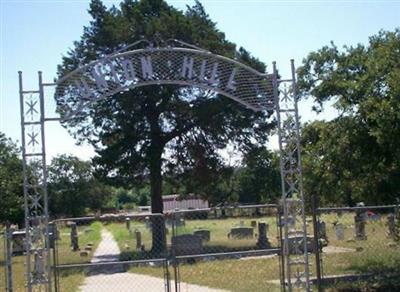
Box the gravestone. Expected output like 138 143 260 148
12 230 26 254
257 222 271 249
318 221 328 242
48 223 59 249
229 227 253 239
126 218 131 232
193 229 210 242
172 234 203 255
70 222 79 251
355 214 367 240
335 223 344 241
144 216 151 230
287 234 315 254
387 213 396 238
48 223 59 240
178 218 185 227
135 230 142 251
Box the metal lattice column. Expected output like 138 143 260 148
19 71 52 291
273 61 311 291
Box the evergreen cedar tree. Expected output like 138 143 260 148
298 29 400 206
56 0 273 254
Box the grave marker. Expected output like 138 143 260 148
335 223 344 241
70 222 79 251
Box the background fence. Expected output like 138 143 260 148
315 204 400 289
1 203 399 291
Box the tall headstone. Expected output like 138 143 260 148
48 222 59 249
126 218 131 233
144 216 151 230
70 222 79 251
135 229 142 251
318 221 327 242
387 213 396 238
257 222 271 249
355 204 367 240
335 223 344 241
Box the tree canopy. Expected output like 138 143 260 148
298 29 400 206
48 154 112 217
0 132 24 224
56 0 273 253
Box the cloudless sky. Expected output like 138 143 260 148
1 0 399 160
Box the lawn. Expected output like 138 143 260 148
318 212 400 277
0 221 103 292
107 212 399 292
1 211 399 292
107 215 281 261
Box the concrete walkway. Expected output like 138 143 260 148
79 228 228 292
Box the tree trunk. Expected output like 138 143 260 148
149 140 166 256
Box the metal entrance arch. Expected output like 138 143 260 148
19 40 311 291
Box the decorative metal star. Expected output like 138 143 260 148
25 100 38 117
281 86 292 103
28 132 39 146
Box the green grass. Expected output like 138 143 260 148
319 213 400 276
107 216 280 261
56 221 102 291
0 221 103 292
134 257 281 292
2 213 399 291
108 213 399 292
108 216 283 291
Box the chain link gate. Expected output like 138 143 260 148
49 205 281 292
18 40 311 291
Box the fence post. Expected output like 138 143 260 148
311 194 322 292
5 222 13 292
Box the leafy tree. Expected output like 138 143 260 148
298 29 400 205
56 0 272 253
48 154 112 217
237 146 280 204
0 132 24 224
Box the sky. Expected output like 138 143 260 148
0 0 399 161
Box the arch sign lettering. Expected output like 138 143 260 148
56 46 275 119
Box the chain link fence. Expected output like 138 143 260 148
0 229 6 292
50 204 282 292
2 203 399 291
170 205 281 292
315 204 400 290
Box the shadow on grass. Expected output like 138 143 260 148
57 267 86 277
119 244 278 261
